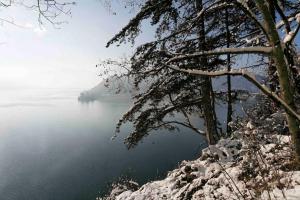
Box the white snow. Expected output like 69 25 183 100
102 116 300 200
246 121 254 129
296 13 300 24
261 184 300 200
283 31 295 44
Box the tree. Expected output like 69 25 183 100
106 0 300 162
225 6 233 135
106 0 233 148
0 0 75 27
164 0 300 162
105 0 258 147
194 0 219 145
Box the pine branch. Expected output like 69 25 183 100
167 66 300 121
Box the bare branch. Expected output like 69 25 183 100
0 17 29 28
0 0 11 7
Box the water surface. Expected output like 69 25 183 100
0 89 205 200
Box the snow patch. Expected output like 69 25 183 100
101 112 300 200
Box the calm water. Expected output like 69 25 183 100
0 89 205 200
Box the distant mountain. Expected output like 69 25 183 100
213 74 267 93
78 76 133 102
78 73 267 102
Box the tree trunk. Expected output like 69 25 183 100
195 0 218 145
256 0 300 163
201 77 218 144
267 1 279 93
225 7 233 136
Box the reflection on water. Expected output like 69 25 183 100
0 103 54 108
0 89 205 200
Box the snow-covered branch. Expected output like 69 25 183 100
166 47 273 64
283 14 300 44
276 12 300 30
167 66 300 121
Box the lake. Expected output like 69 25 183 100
0 89 206 200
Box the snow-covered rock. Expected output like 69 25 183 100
101 115 300 200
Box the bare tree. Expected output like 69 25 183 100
0 0 75 27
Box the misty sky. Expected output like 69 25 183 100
0 0 148 90
0 1 299 90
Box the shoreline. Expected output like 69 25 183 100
101 110 300 200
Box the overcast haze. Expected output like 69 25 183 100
0 0 141 90
0 1 299 90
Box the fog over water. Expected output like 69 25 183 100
0 89 204 200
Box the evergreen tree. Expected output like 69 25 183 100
106 0 300 162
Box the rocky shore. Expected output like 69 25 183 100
101 106 300 200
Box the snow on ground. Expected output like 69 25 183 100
101 111 300 200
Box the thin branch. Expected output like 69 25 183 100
286 23 300 45
168 93 204 136
162 120 205 136
167 66 300 121
0 17 29 28
274 1 291 34
0 0 11 7
234 0 269 41
276 12 300 30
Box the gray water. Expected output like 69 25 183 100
0 89 206 200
